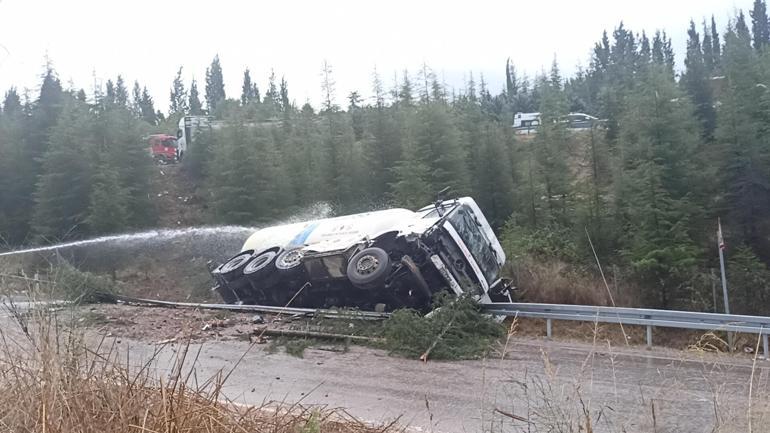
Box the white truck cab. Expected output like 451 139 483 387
211 197 509 311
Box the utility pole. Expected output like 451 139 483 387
717 218 733 350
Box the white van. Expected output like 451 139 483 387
211 196 511 311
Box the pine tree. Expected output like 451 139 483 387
474 121 516 228
104 79 116 106
279 76 290 112
682 19 717 139
320 61 338 112
139 87 157 125
32 100 94 239
189 78 203 115
265 69 279 107
0 101 33 243
751 0 770 50
114 75 128 107
715 23 770 251
390 137 432 209
616 64 702 308
2 88 22 115
131 81 142 118
205 55 226 113
533 72 571 225
711 16 722 70
169 66 188 116
411 102 469 196
702 20 715 74
87 162 128 234
398 70 414 106
241 68 257 106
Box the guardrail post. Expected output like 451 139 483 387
646 324 653 349
763 333 769 360
546 318 553 339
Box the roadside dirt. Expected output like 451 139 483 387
150 163 206 228
74 304 763 359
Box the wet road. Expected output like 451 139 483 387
118 335 770 433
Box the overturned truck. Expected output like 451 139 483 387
211 197 511 311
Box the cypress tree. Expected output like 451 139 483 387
189 78 203 115
205 55 226 113
131 81 142 118
241 68 257 106
169 66 188 116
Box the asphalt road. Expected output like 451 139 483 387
116 335 770 433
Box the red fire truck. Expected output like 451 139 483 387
147 134 180 164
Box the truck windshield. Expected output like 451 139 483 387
446 205 500 285
162 138 177 147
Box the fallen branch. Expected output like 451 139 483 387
419 316 455 362
253 327 382 343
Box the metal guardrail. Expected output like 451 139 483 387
481 302 770 358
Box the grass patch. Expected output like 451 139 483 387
285 338 313 358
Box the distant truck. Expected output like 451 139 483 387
211 196 512 311
512 112 601 135
147 134 181 163
175 115 214 158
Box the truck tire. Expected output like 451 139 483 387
244 248 281 287
347 247 390 289
211 264 239 304
219 250 255 281
275 248 305 275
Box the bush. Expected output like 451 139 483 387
382 294 504 360
52 261 119 302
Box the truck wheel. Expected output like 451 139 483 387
210 264 239 304
244 248 281 287
347 247 390 289
219 250 255 281
275 248 305 274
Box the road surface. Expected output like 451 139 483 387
114 333 770 433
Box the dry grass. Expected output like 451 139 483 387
0 302 396 433
508 257 638 306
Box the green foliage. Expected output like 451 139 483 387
205 55 226 114
500 222 580 263
727 245 770 314
32 100 95 240
383 294 504 360
53 260 118 302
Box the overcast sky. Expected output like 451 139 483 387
0 0 755 111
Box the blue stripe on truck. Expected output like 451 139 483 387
289 222 319 247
